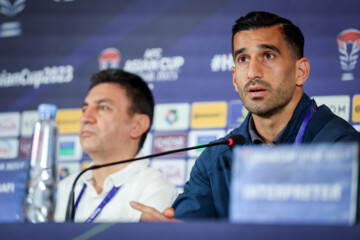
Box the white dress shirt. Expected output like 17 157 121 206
54 158 178 222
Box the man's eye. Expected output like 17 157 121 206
99 106 109 111
264 52 274 60
238 56 248 63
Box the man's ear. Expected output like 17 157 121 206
295 57 310 86
130 114 150 139
231 66 240 92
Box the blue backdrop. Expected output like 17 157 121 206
0 0 359 222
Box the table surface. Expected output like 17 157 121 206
1 221 360 240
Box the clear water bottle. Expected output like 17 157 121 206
23 104 58 222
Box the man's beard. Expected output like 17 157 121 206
240 79 295 117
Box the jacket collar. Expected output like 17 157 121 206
233 93 312 145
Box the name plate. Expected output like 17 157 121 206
229 143 359 225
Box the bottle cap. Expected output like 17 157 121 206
38 104 58 119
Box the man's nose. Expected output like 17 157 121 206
247 58 263 80
80 107 95 125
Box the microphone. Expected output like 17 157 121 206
65 134 245 221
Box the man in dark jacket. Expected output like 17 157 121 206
130 11 360 221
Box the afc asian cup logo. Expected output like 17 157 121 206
337 29 360 81
98 48 121 70
0 0 26 38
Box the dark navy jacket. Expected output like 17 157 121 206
172 94 360 219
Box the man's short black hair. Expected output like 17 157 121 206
89 68 154 152
232 11 304 59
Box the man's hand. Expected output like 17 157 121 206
130 201 181 222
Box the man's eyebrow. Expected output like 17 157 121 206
95 99 113 104
81 99 113 108
233 44 281 58
259 44 280 54
81 102 88 109
233 48 246 58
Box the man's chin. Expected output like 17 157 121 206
81 144 100 155
244 103 273 116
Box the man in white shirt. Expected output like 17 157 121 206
55 69 178 222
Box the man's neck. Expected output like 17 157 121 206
89 150 138 194
252 112 289 145
252 92 303 145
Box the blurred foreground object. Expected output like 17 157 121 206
23 104 58 222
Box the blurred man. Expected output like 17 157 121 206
55 69 177 222
130 11 360 221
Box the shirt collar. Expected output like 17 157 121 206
80 152 150 188
248 115 287 145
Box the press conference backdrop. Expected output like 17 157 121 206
0 0 359 222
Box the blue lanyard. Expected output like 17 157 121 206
293 99 318 146
74 184 121 223
74 184 87 213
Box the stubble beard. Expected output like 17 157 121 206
239 80 295 117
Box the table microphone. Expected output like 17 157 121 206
65 134 245 221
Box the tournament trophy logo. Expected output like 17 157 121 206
337 29 360 81
0 0 25 38
98 48 121 70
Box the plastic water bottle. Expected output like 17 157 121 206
23 104 58 222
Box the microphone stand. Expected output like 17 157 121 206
65 135 245 221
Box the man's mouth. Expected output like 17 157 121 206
80 129 95 136
250 89 264 92
247 86 267 97
248 86 266 92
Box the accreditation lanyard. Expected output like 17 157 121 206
74 184 121 223
293 99 318 146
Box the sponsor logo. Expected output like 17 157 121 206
57 135 82 161
124 48 185 87
352 95 360 123
58 162 80 181
19 138 31 158
98 48 121 70
0 0 25 38
0 65 74 89
21 110 38 137
228 100 249 127
150 159 186 186
313 95 350 121
210 53 233 72
153 132 187 157
0 0 25 17
59 166 70 180
165 109 178 125
0 112 20 137
0 160 25 171
191 102 227 128
0 139 19 159
59 141 74 156
187 129 225 157
0 141 11 155
337 29 360 81
56 109 82 134
154 103 190 131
